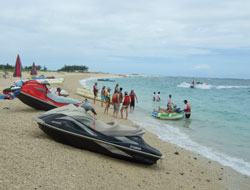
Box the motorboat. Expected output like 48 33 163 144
17 80 81 110
36 103 163 164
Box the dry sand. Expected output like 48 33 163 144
0 71 250 190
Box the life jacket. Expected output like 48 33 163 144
130 94 135 101
186 104 191 113
105 92 110 101
123 95 130 105
112 93 119 103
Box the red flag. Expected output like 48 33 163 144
13 54 22 77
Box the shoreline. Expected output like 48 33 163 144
1 72 250 190
80 75 250 177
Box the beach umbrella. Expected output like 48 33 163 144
30 62 38 75
13 54 22 78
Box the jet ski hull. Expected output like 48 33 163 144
36 116 162 165
18 91 57 110
17 80 81 110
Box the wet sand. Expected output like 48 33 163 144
0 71 249 190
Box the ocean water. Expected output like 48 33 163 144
81 76 250 176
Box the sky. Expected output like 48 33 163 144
0 0 250 79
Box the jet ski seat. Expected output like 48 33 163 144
47 93 81 104
42 104 144 137
93 120 144 137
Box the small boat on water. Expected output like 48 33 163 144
97 78 115 82
17 80 81 110
36 104 163 164
152 111 184 120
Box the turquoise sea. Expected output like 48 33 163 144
81 76 250 176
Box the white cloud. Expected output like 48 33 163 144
0 0 249 77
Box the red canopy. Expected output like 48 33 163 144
30 62 38 75
13 54 22 77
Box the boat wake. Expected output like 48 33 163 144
216 85 250 89
177 82 212 89
177 82 250 90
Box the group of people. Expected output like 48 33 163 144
93 82 138 120
153 92 161 102
155 93 191 118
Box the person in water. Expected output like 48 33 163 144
183 100 191 118
104 88 111 114
156 92 160 101
101 86 106 107
153 92 156 101
167 94 172 106
129 90 138 112
93 82 98 104
121 91 130 120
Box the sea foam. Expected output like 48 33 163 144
131 116 250 177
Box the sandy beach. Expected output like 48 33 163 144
0 71 249 190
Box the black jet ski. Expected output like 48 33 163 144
36 102 163 164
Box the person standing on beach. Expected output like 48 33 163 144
183 100 191 118
101 86 106 107
119 87 123 110
156 92 160 101
121 91 130 119
114 83 119 92
93 82 98 104
153 92 156 101
112 90 120 117
129 90 138 112
104 88 111 114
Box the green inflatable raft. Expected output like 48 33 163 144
152 111 184 120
